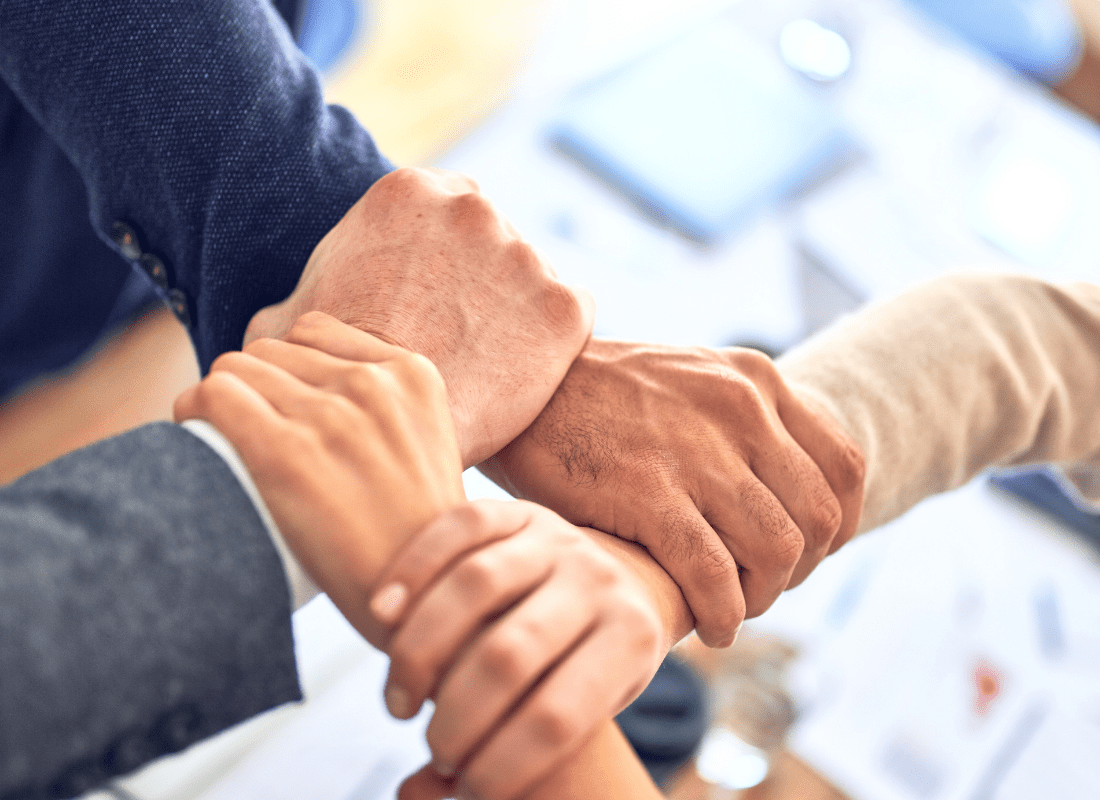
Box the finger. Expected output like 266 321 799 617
207 351 335 423
173 383 201 423
646 498 746 648
777 387 866 562
384 528 558 720
280 310 411 362
424 576 596 776
174 371 293 472
704 475 803 620
243 337 391 401
743 425 842 589
397 765 455 800
370 500 534 628
455 618 655 800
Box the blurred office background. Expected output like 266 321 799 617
12 0 1095 797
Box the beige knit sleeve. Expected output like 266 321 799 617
777 274 1100 533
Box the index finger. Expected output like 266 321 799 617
281 311 413 363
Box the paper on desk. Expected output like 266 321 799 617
184 620 431 800
759 483 1100 800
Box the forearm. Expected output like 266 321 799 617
778 274 1100 532
0 424 300 797
523 722 664 800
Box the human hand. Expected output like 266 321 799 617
370 500 672 800
480 339 865 648
174 312 465 646
244 167 596 468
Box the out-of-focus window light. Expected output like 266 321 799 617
695 727 771 790
779 19 852 82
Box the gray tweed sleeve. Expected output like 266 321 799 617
0 422 301 800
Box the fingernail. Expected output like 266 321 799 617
732 623 743 645
432 758 455 778
385 684 412 719
371 583 408 623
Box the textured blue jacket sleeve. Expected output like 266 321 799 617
0 423 302 800
0 0 392 371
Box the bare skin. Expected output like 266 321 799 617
242 167 596 469
174 313 692 800
482 339 865 647
242 165 861 651
373 500 674 800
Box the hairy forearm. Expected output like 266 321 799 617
779 274 1100 531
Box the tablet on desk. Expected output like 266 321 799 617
549 16 853 244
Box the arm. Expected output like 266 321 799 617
181 314 690 800
0 7 594 464
0 424 300 798
0 0 389 369
480 339 865 646
777 274 1100 531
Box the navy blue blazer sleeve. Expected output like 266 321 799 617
0 423 301 800
0 0 392 371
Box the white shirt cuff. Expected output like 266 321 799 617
181 419 321 610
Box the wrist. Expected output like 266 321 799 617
580 528 694 650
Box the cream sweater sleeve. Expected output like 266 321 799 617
777 274 1100 534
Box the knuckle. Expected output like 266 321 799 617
529 703 579 750
452 500 497 537
806 491 844 546
727 347 780 385
400 351 448 397
383 166 428 191
240 337 275 358
314 395 359 437
502 237 540 272
477 628 531 685
834 437 867 497
721 375 770 420
209 350 248 374
538 280 586 340
450 189 496 225
621 600 662 655
454 551 503 598
693 536 740 586
342 363 381 402
288 310 331 337
584 549 623 590
769 521 805 570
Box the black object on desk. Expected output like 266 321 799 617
617 655 710 787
